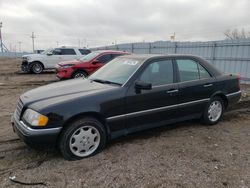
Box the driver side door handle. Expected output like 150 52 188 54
166 89 179 94
203 83 213 87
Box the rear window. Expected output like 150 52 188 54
177 59 199 82
61 49 76 55
79 49 91 55
176 59 211 82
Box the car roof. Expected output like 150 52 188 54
118 53 204 61
118 53 222 77
57 46 90 49
93 50 129 54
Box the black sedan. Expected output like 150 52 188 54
12 54 241 160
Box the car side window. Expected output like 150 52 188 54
198 64 211 79
139 60 174 86
176 59 199 82
61 49 76 55
52 48 62 55
97 54 112 63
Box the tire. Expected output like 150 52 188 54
202 96 224 125
72 70 88 79
21 64 31 73
59 117 106 160
31 62 44 74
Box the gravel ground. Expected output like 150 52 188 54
0 57 250 188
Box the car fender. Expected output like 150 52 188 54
61 111 111 140
29 61 45 69
209 91 228 107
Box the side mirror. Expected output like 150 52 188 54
47 52 53 56
92 60 100 65
135 81 152 93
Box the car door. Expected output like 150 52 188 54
94 54 113 69
125 58 179 133
175 58 216 117
44 48 62 68
60 48 77 61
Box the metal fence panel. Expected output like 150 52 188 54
0 52 28 58
91 39 250 82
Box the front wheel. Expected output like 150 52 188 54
31 62 43 74
202 97 224 125
72 70 88 79
59 117 106 160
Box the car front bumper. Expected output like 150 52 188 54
11 112 62 148
21 61 30 72
55 67 73 79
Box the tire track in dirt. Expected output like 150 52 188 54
0 154 53 176
0 80 58 87
0 138 25 153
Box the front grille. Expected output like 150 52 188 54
16 99 24 120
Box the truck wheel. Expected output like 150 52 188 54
72 70 88 79
202 96 224 125
59 117 106 160
31 62 43 74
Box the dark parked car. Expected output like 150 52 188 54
12 54 241 160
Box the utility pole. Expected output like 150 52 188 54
31 32 35 53
9 43 12 52
83 38 87 48
56 41 59 47
0 22 3 53
78 38 81 48
18 42 22 52
170 32 176 42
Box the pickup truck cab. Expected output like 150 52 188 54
12 54 241 160
21 47 91 74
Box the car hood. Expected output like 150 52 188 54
22 54 44 59
20 79 115 106
58 60 81 66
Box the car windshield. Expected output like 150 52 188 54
79 52 101 62
89 57 142 85
41 48 53 55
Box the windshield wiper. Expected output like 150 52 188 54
91 79 122 86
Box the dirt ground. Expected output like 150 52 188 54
0 57 250 188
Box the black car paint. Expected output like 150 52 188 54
12 55 241 147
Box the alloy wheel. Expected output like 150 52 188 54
208 100 222 122
69 126 100 157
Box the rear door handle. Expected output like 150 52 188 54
166 89 179 94
203 83 213 87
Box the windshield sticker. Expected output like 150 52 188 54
123 60 139 66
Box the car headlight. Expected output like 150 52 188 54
23 56 31 61
23 109 48 127
62 64 74 68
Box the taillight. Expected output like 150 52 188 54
237 74 241 90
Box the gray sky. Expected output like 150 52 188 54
0 0 250 52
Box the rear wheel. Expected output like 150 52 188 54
31 62 43 74
59 117 106 160
202 96 224 125
72 70 88 79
